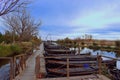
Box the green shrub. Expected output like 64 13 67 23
0 44 22 57
0 45 12 57
10 44 22 55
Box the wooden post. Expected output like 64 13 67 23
98 55 102 75
13 57 16 78
23 55 26 68
67 58 69 80
21 56 23 69
19 56 21 74
35 55 40 78
10 58 14 80
22 54 26 68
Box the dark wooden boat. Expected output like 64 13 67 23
43 42 102 77
44 42 67 50
45 49 74 54
47 60 97 65
46 60 98 68
45 55 99 77
47 67 98 76
45 55 97 61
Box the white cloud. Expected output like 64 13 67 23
71 3 120 28
32 0 120 40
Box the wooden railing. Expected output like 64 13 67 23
0 54 26 80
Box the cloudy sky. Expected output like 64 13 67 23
1 0 120 40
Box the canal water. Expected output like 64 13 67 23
79 47 120 69
0 63 10 80
0 59 19 80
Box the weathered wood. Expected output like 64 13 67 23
40 55 97 59
38 74 110 80
98 55 102 75
0 57 11 59
14 43 44 80
47 60 97 65
67 58 69 80
35 55 40 75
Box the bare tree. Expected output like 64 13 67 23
0 0 28 16
3 10 41 42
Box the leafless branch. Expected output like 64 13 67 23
0 0 29 16
2 10 41 41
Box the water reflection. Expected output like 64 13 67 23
0 59 20 80
80 47 120 69
117 58 120 70
0 64 10 80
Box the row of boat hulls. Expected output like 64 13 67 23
43 42 99 77
43 42 116 78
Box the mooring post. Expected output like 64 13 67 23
13 56 16 78
67 58 70 80
23 55 26 68
35 55 40 78
21 55 24 70
98 55 102 75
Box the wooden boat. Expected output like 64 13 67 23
44 42 67 50
46 60 98 68
45 55 97 61
43 42 101 77
45 49 74 54
47 60 97 65
45 55 99 77
47 67 99 76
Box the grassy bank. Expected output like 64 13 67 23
0 44 22 57
0 41 41 57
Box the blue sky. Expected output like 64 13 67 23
1 0 120 40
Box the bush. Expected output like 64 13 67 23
18 42 33 54
0 44 22 57
0 45 12 57
10 44 22 55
